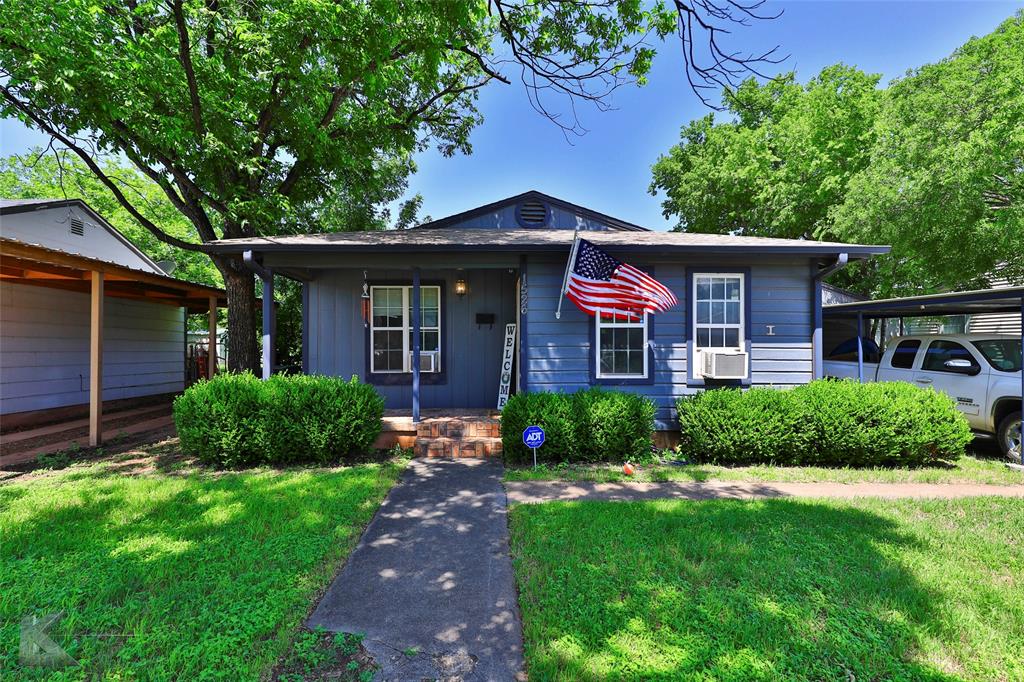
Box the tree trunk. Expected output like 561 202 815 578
215 255 259 372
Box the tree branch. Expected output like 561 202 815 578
172 0 206 138
1 87 215 253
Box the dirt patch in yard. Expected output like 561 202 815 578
270 629 378 682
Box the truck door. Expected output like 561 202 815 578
877 339 921 383
913 339 986 423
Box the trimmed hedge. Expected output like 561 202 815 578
174 373 384 467
501 388 655 464
676 380 972 467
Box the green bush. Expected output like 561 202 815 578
676 380 972 467
502 388 655 464
174 373 384 467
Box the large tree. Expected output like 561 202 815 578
651 12 1023 297
1 0 781 369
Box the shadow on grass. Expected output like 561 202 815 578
0 461 401 680
511 499 968 681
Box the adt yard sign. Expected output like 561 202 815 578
523 425 545 467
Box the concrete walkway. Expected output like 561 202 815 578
505 479 1024 504
308 459 525 681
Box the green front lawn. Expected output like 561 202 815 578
1 445 403 680
510 497 1024 681
504 454 1021 485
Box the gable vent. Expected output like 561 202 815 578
69 216 85 236
518 201 547 226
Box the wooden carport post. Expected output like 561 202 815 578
208 296 218 378
89 271 104 446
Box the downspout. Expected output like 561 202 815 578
812 253 850 379
243 250 275 380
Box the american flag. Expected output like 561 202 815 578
564 238 678 320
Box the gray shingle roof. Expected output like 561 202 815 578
209 228 889 257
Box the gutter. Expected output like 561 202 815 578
242 249 272 281
814 252 850 282
812 253 850 380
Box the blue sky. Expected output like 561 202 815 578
1 1 1020 231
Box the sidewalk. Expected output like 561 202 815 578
504 479 1024 504
308 459 525 681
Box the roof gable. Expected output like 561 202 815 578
413 190 648 232
0 199 164 274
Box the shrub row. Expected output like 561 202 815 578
501 388 655 464
174 373 384 467
676 380 972 467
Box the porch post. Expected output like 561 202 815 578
856 311 864 384
301 282 310 374
412 267 421 422
208 296 218 378
262 274 275 380
89 271 104 447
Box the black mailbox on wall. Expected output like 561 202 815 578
475 313 496 326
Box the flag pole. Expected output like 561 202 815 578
555 228 581 320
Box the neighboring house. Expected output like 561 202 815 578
967 271 1021 334
211 191 888 431
0 199 223 432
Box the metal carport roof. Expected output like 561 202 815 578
823 286 1024 319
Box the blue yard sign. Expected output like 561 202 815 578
523 425 545 467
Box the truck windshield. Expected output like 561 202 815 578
971 339 1022 372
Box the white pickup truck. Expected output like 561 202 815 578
824 334 1022 461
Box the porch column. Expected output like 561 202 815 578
262 274 275 380
208 296 218 378
856 311 865 384
89 271 104 447
301 282 310 374
412 267 421 422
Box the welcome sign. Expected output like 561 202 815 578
497 323 516 409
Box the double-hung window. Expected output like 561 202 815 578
596 311 648 378
694 274 744 349
370 285 441 373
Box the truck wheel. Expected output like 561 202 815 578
997 411 1022 463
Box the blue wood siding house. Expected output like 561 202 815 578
211 191 888 430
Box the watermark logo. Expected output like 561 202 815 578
19 612 77 669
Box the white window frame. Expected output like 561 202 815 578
595 310 649 379
370 285 441 373
692 273 745 350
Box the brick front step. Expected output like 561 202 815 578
415 417 501 440
414 436 503 458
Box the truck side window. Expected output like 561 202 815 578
922 340 979 372
890 340 921 369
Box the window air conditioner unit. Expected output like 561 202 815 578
701 349 748 379
409 351 437 373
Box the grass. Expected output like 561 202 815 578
510 496 1024 681
504 453 1022 485
0 442 404 681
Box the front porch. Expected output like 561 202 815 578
254 252 524 419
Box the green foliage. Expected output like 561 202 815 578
174 373 384 467
501 388 655 464
0 456 402 679
0 151 220 287
501 391 579 464
510 497 1024 680
651 12 1024 296
676 380 973 467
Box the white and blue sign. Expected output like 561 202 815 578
523 425 545 449
523 425 545 467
